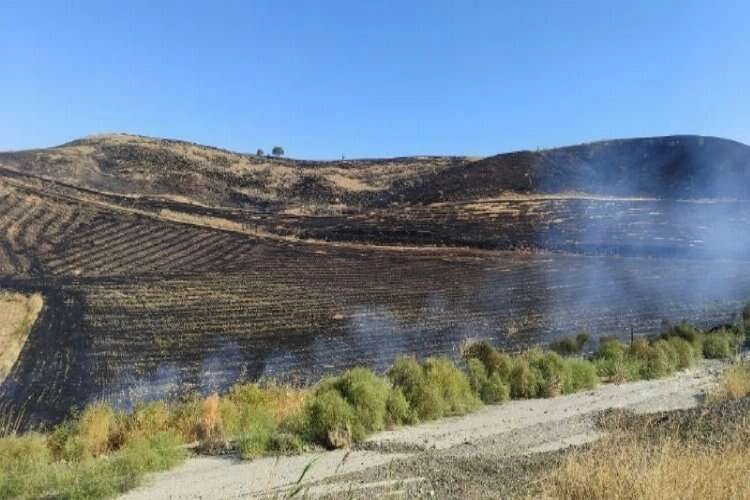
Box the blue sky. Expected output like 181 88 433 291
1 1 748 158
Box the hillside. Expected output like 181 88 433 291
1 134 749 209
1 133 750 427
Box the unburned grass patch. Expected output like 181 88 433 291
543 421 750 500
0 292 43 381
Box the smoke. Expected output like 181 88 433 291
536 136 750 345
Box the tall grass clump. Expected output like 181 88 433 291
708 361 750 402
702 329 735 359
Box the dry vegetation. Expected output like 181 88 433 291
0 292 42 381
545 425 750 500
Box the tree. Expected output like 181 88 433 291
256 148 264 157
272 146 285 157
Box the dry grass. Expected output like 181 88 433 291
198 393 223 442
0 292 43 381
708 361 750 402
544 420 750 500
77 403 116 456
262 384 310 422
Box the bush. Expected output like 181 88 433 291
480 373 510 403
530 350 572 397
235 411 276 459
638 343 671 380
664 321 702 347
594 356 642 384
169 396 202 442
655 340 680 372
385 387 415 426
333 367 390 434
703 331 733 359
667 336 698 369
388 356 443 421
550 333 590 356
466 358 488 395
549 337 579 357
303 390 355 448
77 402 117 457
462 341 512 380
509 358 541 399
127 401 172 441
423 357 480 415
597 337 627 361
567 358 600 391
0 433 51 498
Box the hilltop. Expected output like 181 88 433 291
1 134 748 210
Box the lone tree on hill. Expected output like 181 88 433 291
256 148 264 157
272 146 285 157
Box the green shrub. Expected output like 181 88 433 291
303 390 355 448
423 357 480 415
385 387 415 426
530 350 572 397
0 433 52 498
549 337 579 357
653 340 677 373
629 337 651 360
567 358 600 391
664 321 702 347
597 337 627 361
231 406 276 459
462 341 512 379
667 336 697 369
549 333 590 356
480 373 510 403
467 358 488 395
113 431 185 477
703 331 733 359
388 356 443 421
594 357 642 383
638 343 671 379
228 383 269 408
334 367 390 434
509 358 541 399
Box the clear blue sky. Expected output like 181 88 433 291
1 1 748 158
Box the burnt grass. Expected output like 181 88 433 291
1 134 750 428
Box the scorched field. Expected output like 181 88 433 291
1 133 749 427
